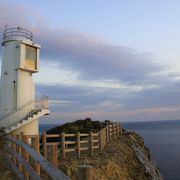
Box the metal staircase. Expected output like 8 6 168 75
0 96 50 133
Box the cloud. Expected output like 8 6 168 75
37 81 180 122
36 28 161 85
37 78 180 111
1 2 180 122
0 2 162 85
42 104 180 123
0 3 45 36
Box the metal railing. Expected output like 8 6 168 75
3 27 33 41
0 96 49 128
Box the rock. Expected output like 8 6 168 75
132 144 163 180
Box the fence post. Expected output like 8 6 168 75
52 144 58 167
11 138 16 164
99 130 103 152
121 121 123 134
42 131 47 158
113 124 116 140
115 122 118 138
106 125 109 144
21 132 29 180
76 132 80 158
32 136 41 175
61 132 65 158
108 125 111 142
16 134 22 172
90 132 93 156
116 122 118 138
114 123 116 139
119 122 122 135
77 165 94 180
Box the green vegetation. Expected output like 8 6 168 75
47 118 112 134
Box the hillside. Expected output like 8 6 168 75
48 118 163 180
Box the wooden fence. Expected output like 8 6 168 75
2 122 122 179
4 132 70 180
42 122 122 159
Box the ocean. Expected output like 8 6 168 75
39 124 60 134
39 120 180 180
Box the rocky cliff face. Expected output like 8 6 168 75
54 120 163 180
126 132 163 180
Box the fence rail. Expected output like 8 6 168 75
4 133 70 180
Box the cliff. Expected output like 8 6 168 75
48 118 163 180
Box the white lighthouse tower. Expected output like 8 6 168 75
0 27 49 135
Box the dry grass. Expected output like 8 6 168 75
0 130 18 180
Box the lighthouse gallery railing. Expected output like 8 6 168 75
3 27 33 41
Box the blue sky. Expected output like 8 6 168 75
1 0 180 123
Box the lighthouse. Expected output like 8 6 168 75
0 27 49 135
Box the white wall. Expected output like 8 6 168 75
0 39 40 115
0 41 20 114
11 118 39 135
17 69 35 107
0 38 41 135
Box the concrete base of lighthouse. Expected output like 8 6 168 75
11 119 39 135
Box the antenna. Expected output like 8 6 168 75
4 24 8 30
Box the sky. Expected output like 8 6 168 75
0 0 180 123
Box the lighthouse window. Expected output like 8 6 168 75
24 45 37 70
25 46 37 61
